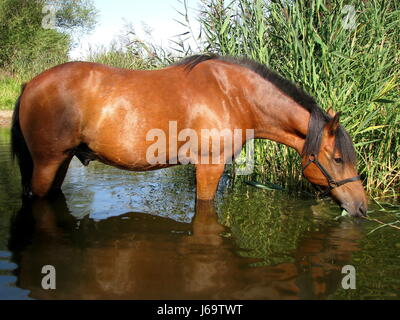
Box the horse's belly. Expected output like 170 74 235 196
76 141 174 171
90 142 163 171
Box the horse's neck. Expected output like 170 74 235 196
248 78 310 154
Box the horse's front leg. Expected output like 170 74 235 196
195 164 225 200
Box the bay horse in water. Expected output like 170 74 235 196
11 54 368 216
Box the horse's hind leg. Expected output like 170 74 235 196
31 155 71 197
50 155 73 193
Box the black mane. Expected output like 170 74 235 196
176 54 356 164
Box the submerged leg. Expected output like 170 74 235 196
183 200 225 247
195 164 225 200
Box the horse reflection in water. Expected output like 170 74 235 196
9 196 361 299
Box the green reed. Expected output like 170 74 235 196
186 0 400 197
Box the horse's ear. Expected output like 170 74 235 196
326 112 341 136
327 107 335 117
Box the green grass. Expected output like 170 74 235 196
0 39 69 110
0 74 21 110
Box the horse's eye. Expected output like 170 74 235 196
334 157 343 164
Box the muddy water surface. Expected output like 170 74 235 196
0 128 399 299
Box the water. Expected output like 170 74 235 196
0 127 399 299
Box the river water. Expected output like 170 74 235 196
0 127 399 299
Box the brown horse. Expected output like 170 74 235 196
11 54 367 216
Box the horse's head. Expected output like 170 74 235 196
301 109 368 217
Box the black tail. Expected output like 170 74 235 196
11 83 33 197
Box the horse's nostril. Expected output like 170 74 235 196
358 203 367 216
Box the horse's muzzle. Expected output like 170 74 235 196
341 201 367 217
